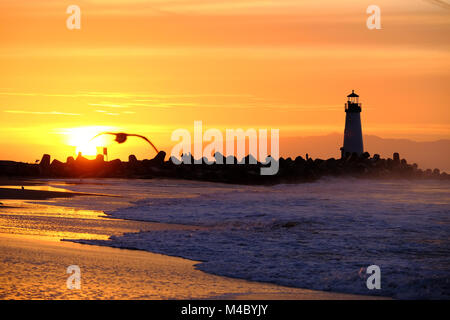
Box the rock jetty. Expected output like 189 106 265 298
0 151 448 185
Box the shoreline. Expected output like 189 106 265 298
0 233 384 300
0 182 386 300
0 187 102 200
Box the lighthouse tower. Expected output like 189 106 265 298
341 90 364 158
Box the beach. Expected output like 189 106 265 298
0 179 376 300
0 233 374 300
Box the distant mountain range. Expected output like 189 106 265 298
281 133 450 172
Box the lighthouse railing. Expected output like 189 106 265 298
345 102 362 112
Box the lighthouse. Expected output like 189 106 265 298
340 90 364 158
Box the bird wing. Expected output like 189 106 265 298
128 134 159 154
90 132 159 154
90 132 116 141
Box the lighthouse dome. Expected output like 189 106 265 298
347 90 359 98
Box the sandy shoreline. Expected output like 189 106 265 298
0 180 384 300
0 233 381 300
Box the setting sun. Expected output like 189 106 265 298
63 126 116 157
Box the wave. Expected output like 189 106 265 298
62 178 450 299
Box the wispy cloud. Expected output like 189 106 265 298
89 103 129 108
4 110 81 116
423 0 450 10
0 90 254 100
89 101 189 108
94 110 120 116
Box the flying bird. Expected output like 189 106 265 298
91 132 159 154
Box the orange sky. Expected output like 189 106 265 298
0 0 449 162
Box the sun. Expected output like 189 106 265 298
63 126 116 157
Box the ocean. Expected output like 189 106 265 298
29 178 450 299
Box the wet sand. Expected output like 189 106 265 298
0 180 383 300
0 187 93 200
0 233 382 300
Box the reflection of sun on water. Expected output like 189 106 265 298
63 126 116 157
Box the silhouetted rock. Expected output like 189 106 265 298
39 154 51 175
0 160 39 177
226 155 237 165
40 154 51 168
214 152 224 164
153 151 166 165
129 155 138 164
107 159 124 177
295 156 305 164
393 152 400 163
181 153 193 164
242 154 258 165
50 159 65 176
76 152 84 161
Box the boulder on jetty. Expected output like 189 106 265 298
39 154 51 168
39 154 51 175
129 155 138 164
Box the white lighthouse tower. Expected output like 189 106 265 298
341 90 364 157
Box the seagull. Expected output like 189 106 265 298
90 132 159 154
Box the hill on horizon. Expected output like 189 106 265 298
282 133 450 173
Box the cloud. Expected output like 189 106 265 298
89 103 130 108
94 110 120 116
423 0 450 10
89 102 189 108
0 90 254 100
4 110 81 116
6 0 311 16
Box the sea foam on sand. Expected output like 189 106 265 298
59 178 450 299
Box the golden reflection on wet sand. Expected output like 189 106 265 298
0 199 201 241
